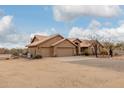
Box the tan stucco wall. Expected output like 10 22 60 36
53 40 76 57
55 40 75 48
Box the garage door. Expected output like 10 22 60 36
56 47 75 57
38 47 51 57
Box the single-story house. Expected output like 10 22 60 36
26 34 104 57
26 34 77 57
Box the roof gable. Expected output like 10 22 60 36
27 34 64 47
51 39 77 47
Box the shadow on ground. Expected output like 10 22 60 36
67 58 124 72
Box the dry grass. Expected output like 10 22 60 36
0 57 124 87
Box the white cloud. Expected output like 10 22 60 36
0 15 30 48
53 5 122 21
30 32 49 38
31 27 59 37
103 22 112 27
68 20 124 42
30 28 58 39
0 16 13 34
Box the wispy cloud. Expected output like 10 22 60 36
68 20 124 42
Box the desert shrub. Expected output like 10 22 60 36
100 48 108 55
10 49 19 56
33 55 42 59
12 52 19 56
114 52 119 56
10 48 23 56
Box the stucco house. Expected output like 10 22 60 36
26 34 77 57
26 34 104 57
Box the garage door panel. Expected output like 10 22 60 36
56 47 75 57
38 48 51 57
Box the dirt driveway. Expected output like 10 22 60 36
0 56 124 87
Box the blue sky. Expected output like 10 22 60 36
0 6 69 36
0 5 124 48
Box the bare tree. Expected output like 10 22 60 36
88 32 103 58
101 37 119 57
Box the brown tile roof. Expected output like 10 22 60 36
80 39 104 48
27 34 64 47
27 38 47 47
27 34 103 48
31 35 48 43
80 40 92 47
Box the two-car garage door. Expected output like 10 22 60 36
37 47 76 57
56 47 75 57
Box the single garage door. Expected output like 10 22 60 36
56 47 75 57
38 47 51 57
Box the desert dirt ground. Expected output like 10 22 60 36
0 55 124 87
